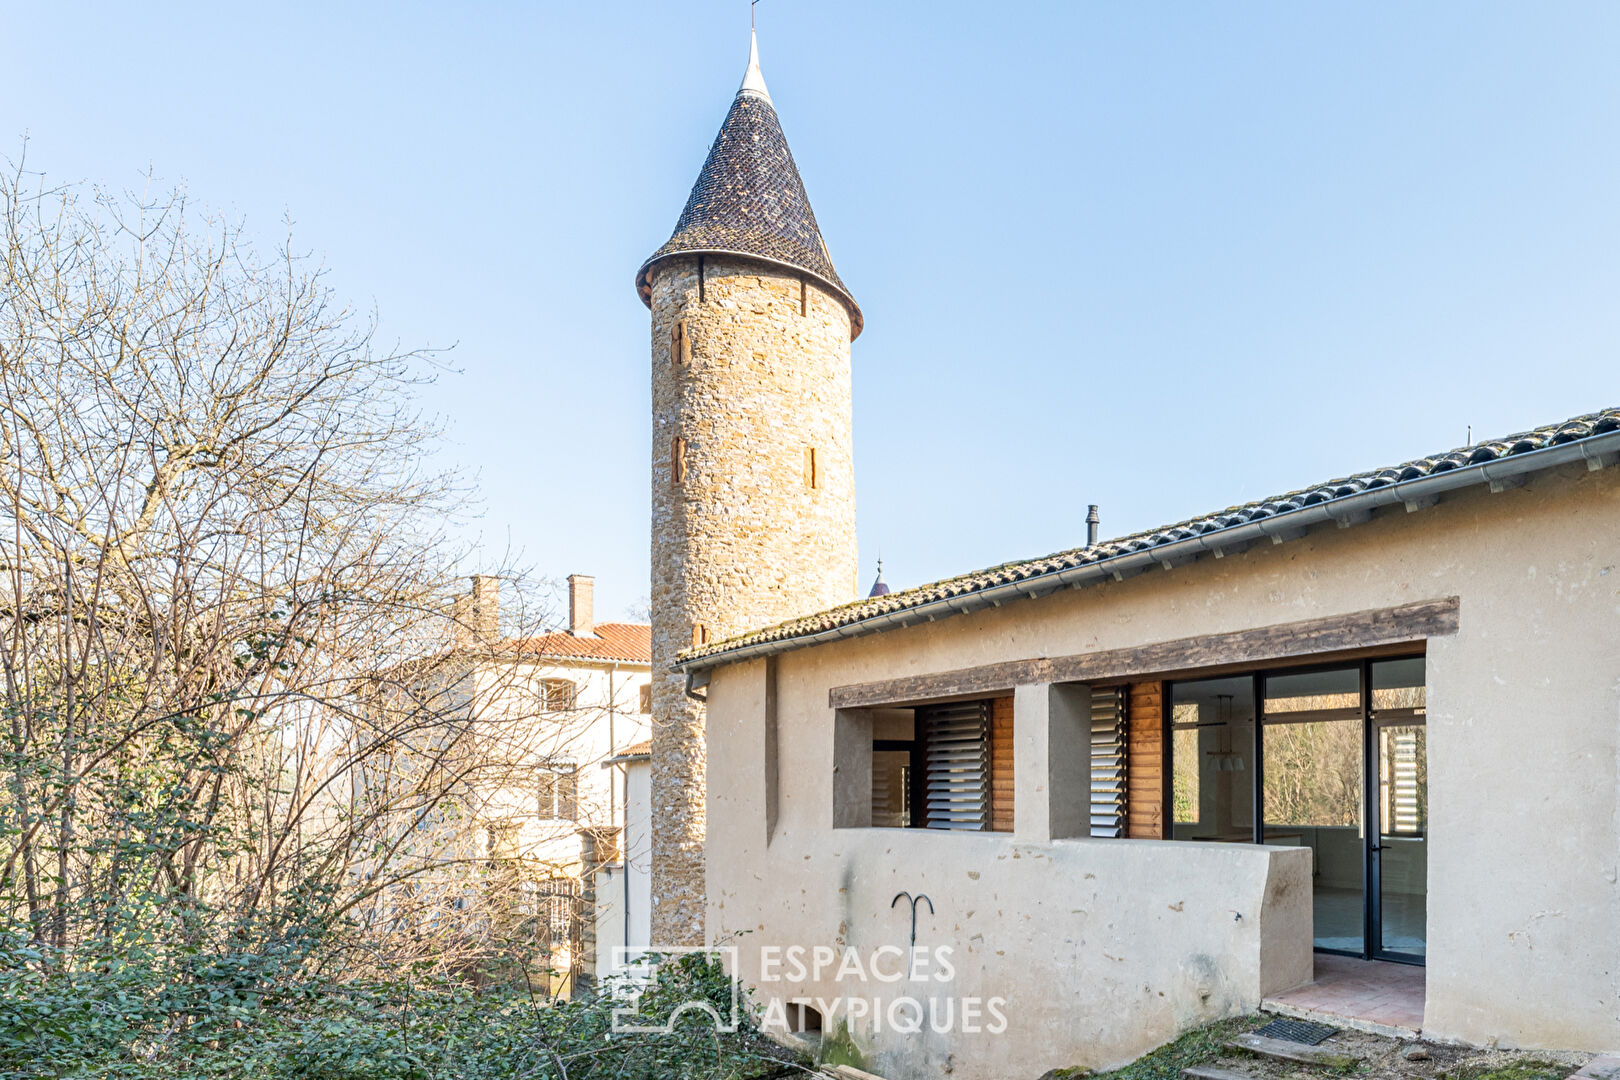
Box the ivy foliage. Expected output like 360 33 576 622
0 946 805 1080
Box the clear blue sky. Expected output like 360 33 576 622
7 2 1618 622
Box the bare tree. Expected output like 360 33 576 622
0 153 616 992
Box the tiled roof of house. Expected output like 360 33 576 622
635 34 862 338
506 623 651 665
678 406 1620 671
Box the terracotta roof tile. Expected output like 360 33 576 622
506 623 650 664
679 406 1620 669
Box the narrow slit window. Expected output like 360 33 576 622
804 447 820 490
691 624 710 649
671 436 687 486
670 320 691 366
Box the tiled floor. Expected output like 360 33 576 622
1265 954 1425 1035
1312 885 1427 955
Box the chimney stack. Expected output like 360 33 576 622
468 575 499 644
568 574 595 637
1086 505 1100 548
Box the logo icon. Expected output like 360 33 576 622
609 946 741 1034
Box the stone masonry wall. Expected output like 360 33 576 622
648 254 858 945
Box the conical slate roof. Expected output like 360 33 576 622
637 34 862 338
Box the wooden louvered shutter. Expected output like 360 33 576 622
1090 688 1127 837
558 769 579 822
920 701 990 831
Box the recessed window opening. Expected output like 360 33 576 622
671 436 687 486
868 698 1012 832
670 319 691 366
790 1003 823 1034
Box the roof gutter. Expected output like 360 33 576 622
674 429 1620 675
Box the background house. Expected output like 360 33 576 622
355 573 652 995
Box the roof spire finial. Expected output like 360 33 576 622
868 557 891 598
740 10 771 102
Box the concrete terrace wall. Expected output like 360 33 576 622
701 461 1620 1076
649 255 859 945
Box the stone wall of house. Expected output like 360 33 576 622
648 254 859 945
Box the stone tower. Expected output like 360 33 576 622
635 32 862 945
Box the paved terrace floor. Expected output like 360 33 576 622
1263 955 1426 1037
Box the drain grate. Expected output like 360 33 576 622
1253 1019 1339 1045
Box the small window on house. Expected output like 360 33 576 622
539 764 579 821
804 447 821 490
487 820 520 861
639 683 652 714
540 678 577 712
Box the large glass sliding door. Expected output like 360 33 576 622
1167 656 1428 965
1262 666 1365 954
1371 658 1427 962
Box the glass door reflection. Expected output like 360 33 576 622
1262 666 1365 955
1372 658 1427 960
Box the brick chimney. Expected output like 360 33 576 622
568 574 595 638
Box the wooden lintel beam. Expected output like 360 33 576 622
828 596 1459 710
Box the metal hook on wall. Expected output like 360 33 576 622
891 891 935 977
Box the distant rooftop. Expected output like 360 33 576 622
506 623 651 665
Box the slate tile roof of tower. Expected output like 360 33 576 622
675 406 1620 670
636 32 863 338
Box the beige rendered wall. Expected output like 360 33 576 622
649 255 859 945
702 461 1620 1075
